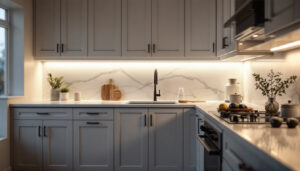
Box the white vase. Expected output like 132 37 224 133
60 92 69 101
50 89 60 101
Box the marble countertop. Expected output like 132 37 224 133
9 100 300 170
195 102 300 171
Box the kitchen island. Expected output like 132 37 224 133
9 101 299 171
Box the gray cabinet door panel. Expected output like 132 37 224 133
114 108 148 171
151 0 184 57
43 120 73 171
122 0 152 57
13 120 43 171
148 108 183 171
185 0 216 57
61 0 88 56
35 0 61 57
183 108 196 171
88 0 121 56
74 121 113 171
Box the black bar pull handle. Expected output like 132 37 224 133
152 44 156 53
43 126 46 137
144 114 147 127
86 112 100 115
37 112 49 115
86 122 100 125
61 44 64 53
148 44 151 53
38 126 41 137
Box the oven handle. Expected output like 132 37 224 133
197 135 220 155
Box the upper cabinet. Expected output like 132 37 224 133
217 0 235 57
88 0 121 57
152 0 185 57
185 0 216 57
35 0 61 57
34 0 217 59
265 0 300 35
35 0 87 57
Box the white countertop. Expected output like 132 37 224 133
195 102 300 171
9 100 300 170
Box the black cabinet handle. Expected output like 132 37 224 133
239 163 254 171
37 112 49 115
150 115 153 127
152 44 156 53
38 126 41 137
43 126 46 137
148 44 151 53
61 44 64 53
212 43 215 53
86 122 100 125
56 44 59 53
144 114 147 127
86 112 100 115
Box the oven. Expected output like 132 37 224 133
197 116 222 171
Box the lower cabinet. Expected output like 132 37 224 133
73 120 114 171
13 120 73 171
114 108 184 171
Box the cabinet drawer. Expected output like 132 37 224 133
223 131 290 171
73 108 113 120
13 108 72 120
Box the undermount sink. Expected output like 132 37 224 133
128 100 177 104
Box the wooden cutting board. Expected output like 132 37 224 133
101 79 122 100
178 99 206 103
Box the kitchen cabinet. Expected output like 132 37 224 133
265 0 300 35
42 120 73 171
12 108 73 171
121 0 151 57
88 0 121 57
35 0 60 57
217 0 236 57
151 0 184 57
122 0 184 57
114 108 148 171
185 0 216 57
13 120 43 171
183 108 197 171
74 121 113 171
148 108 183 171
35 0 87 57
114 108 184 171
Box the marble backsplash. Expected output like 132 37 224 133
42 62 244 101
245 49 300 106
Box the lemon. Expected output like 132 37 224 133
219 103 229 111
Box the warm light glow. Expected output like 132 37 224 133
252 34 258 38
270 40 300 52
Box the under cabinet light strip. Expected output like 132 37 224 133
270 40 300 52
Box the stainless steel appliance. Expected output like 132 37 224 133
197 117 222 171
213 110 270 124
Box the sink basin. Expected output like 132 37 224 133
128 100 177 104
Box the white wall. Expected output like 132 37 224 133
245 49 300 106
0 0 42 170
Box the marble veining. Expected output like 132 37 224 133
42 62 244 101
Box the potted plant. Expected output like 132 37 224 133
253 70 297 115
48 73 63 101
60 88 70 101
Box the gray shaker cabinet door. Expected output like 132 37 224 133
122 0 152 57
148 108 183 171
43 120 73 171
74 121 113 171
13 120 43 171
61 0 88 56
185 0 216 57
151 0 185 57
183 108 197 171
114 108 148 171
88 0 121 57
35 0 61 57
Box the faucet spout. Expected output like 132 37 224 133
154 69 161 101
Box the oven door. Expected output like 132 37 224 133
197 120 222 171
